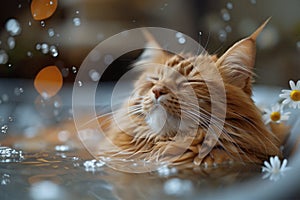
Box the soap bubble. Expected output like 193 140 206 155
73 17 81 26
221 9 231 21
218 29 227 42
5 18 22 36
226 2 233 9
49 45 59 57
89 69 101 81
7 37 16 49
0 50 8 64
48 28 55 37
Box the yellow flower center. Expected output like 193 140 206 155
290 90 300 101
270 111 281 122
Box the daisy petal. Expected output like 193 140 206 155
279 91 291 98
296 80 300 89
280 159 288 170
273 156 280 169
262 172 271 179
263 160 272 169
270 156 275 167
281 89 291 93
289 80 296 90
282 98 291 105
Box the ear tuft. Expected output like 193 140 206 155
133 29 167 66
216 18 270 95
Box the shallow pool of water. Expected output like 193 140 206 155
0 147 263 200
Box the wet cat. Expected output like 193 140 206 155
97 19 285 168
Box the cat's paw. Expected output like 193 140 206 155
194 148 233 167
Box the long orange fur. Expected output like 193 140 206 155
97 19 284 167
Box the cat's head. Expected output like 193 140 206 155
128 20 269 138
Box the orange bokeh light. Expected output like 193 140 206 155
31 0 58 21
34 65 63 99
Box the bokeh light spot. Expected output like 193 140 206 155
31 0 58 21
34 65 63 99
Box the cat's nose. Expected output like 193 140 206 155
152 86 167 99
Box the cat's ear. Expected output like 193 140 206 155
133 29 167 66
216 18 270 95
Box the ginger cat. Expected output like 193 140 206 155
96 19 285 168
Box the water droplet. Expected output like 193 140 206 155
1 125 8 134
296 41 300 51
157 165 177 177
75 10 80 14
104 54 113 65
40 20 46 27
48 28 55 37
18 4 22 8
8 116 14 122
225 25 232 32
175 32 183 38
5 18 22 36
89 69 100 81
218 29 227 42
164 178 194 196
58 130 70 142
7 63 12 68
73 17 81 26
28 21 32 26
7 37 15 50
178 37 186 44
71 66 77 74
41 43 49 54
0 146 24 163
226 2 233 9
27 51 33 57
2 94 9 102
83 159 105 172
77 81 83 87
250 0 256 4
41 92 49 99
1 174 10 185
221 9 231 21
0 50 9 64
132 19 136 23
49 45 59 57
55 145 70 152
61 68 69 77
35 43 41 50
14 87 24 96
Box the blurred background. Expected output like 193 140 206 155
0 0 299 86
0 2 300 199
0 0 300 133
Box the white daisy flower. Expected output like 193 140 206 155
262 156 290 181
279 80 300 109
262 103 290 124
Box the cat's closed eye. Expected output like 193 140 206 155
146 75 159 81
